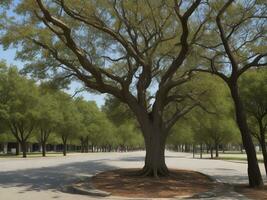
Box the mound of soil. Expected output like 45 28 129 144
91 168 216 198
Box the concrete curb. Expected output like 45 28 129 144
61 170 248 199
61 177 111 197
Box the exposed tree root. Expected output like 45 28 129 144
131 165 169 178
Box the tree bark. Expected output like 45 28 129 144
62 136 68 156
40 129 50 157
258 137 267 176
63 143 67 156
210 146 213 159
230 83 263 187
215 142 219 158
139 127 168 178
21 141 27 158
258 120 267 176
80 137 85 153
42 142 46 157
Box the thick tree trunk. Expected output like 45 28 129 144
230 83 263 187
258 128 267 176
259 138 267 176
256 119 267 176
261 144 267 176
139 127 168 178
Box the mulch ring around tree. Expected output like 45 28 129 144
234 184 267 200
90 168 219 198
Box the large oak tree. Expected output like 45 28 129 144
0 0 207 176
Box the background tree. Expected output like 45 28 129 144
0 67 39 157
168 73 239 158
75 98 103 153
0 62 10 136
168 120 194 153
116 122 143 151
103 95 143 151
193 0 267 187
55 93 82 156
36 89 61 156
239 69 267 175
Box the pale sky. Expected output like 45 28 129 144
0 46 106 107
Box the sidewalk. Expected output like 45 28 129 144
0 151 264 200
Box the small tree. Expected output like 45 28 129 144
56 93 82 156
103 95 143 151
75 98 100 153
0 62 10 137
0 67 39 157
36 90 61 156
168 121 194 152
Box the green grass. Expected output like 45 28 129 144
216 156 263 163
0 152 78 158
194 151 264 163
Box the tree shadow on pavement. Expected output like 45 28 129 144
0 159 117 193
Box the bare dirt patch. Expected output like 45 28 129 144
235 184 267 200
91 168 217 198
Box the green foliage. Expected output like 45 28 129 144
102 95 144 148
239 69 267 139
75 97 118 147
0 66 39 142
168 74 240 146
55 92 82 141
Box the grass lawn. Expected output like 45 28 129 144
194 152 264 163
0 152 78 158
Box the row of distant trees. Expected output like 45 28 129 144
0 62 144 157
167 69 267 174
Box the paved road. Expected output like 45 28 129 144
0 151 265 200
